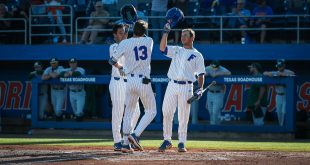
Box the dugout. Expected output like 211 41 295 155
0 44 309 138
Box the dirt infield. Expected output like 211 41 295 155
0 145 310 165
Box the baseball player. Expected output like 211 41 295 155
205 60 231 125
263 59 295 126
109 20 157 153
109 24 141 151
247 62 268 126
42 58 65 121
158 24 205 152
28 61 48 120
62 58 86 122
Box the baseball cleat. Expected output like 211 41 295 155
130 143 140 151
158 140 172 152
113 142 122 151
128 133 143 151
178 143 187 152
121 144 134 153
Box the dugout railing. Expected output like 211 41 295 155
31 75 295 133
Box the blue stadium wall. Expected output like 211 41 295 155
0 44 309 133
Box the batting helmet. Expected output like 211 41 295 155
120 4 137 24
165 7 184 27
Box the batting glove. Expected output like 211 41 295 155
119 67 126 77
163 23 171 34
194 88 203 100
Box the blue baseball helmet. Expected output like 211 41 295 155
120 4 137 24
165 7 184 27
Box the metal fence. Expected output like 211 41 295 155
75 16 121 44
147 15 310 43
29 5 73 44
74 15 310 44
1 14 309 45
0 18 27 45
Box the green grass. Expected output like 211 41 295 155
1 138 310 152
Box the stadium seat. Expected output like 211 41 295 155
187 1 200 26
285 0 308 14
66 0 88 12
138 2 151 16
284 0 309 25
266 0 285 14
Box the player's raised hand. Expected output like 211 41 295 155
163 23 171 34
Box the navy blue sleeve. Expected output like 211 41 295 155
161 47 168 55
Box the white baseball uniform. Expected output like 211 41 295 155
43 66 65 117
112 36 156 145
162 46 205 143
109 43 141 143
205 65 230 125
269 69 294 126
64 67 86 117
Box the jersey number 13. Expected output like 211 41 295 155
134 46 148 61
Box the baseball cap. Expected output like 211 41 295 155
50 58 58 64
275 59 285 67
211 60 220 68
33 61 42 67
69 58 77 63
248 62 262 71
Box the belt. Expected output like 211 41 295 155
277 93 285 95
114 77 127 82
130 74 143 78
173 80 193 85
70 89 83 92
52 87 64 90
209 90 221 93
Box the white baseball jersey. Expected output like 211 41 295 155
269 69 294 126
64 67 85 90
205 65 229 91
162 45 205 144
64 67 86 117
43 66 65 76
43 66 65 89
165 46 205 81
112 36 157 145
205 65 230 125
113 36 153 78
110 43 125 78
43 66 65 117
109 42 140 143
269 69 295 94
